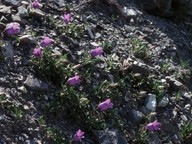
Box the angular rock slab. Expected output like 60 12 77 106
24 75 49 91
1 40 14 61
93 129 128 144
146 93 157 112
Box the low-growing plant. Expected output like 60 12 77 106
175 91 182 101
46 127 67 144
149 79 165 99
180 60 190 69
180 122 192 143
160 62 170 73
131 38 150 60
133 125 148 144
31 47 70 84
13 106 23 121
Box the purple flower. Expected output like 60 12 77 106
40 36 54 47
64 13 71 24
31 0 42 9
73 129 85 142
90 47 103 57
98 99 113 111
5 22 20 35
67 75 80 86
146 120 161 131
33 48 42 58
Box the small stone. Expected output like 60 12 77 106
29 9 45 17
0 5 12 21
23 105 29 110
4 0 21 7
181 115 188 122
0 5 11 16
146 93 157 112
166 76 186 91
17 6 28 17
52 49 62 57
130 110 144 123
95 33 101 39
11 15 22 23
0 22 6 30
24 75 49 91
161 79 166 83
18 86 27 93
1 41 14 60
92 129 128 144
182 92 192 99
18 35 37 44
148 133 162 144
86 26 94 39
184 104 191 110
126 8 137 17
130 61 150 76
54 0 65 7
158 96 169 107
90 42 99 47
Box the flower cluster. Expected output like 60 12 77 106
32 36 54 59
28 1 163 142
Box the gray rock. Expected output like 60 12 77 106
90 42 99 47
0 5 12 19
93 129 128 144
1 41 14 60
0 22 6 30
124 8 137 17
29 9 45 17
54 0 65 7
0 16 9 23
146 93 157 112
130 110 144 123
4 0 21 7
0 5 11 14
148 133 162 144
24 75 49 91
17 6 28 17
18 35 37 44
86 26 94 39
166 76 186 91
182 92 192 99
158 96 169 107
11 15 22 23
130 61 150 76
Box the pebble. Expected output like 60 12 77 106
146 93 157 112
158 96 169 107
24 75 49 91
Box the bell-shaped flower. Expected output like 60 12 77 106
31 0 42 9
90 47 103 57
146 120 161 131
40 36 54 47
33 48 42 58
67 75 80 86
73 129 85 142
64 13 71 25
5 22 20 35
98 99 113 111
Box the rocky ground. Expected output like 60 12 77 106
0 0 192 144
